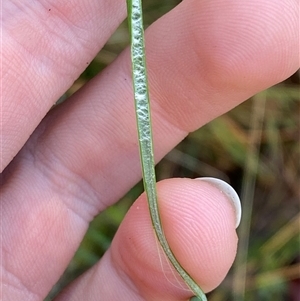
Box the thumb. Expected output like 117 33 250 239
113 177 241 300
54 177 241 301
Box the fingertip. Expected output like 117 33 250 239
113 178 239 299
157 178 239 291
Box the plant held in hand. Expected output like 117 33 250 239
126 0 207 300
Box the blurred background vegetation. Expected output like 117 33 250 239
46 1 299 300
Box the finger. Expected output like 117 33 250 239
18 0 299 206
2 0 298 300
2 0 126 170
54 178 239 301
147 0 299 131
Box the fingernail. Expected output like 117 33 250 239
196 177 242 228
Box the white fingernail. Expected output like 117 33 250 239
196 177 242 228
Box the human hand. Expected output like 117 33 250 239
2 0 298 300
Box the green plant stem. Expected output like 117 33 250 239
126 1 207 300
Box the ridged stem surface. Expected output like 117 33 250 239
127 1 207 300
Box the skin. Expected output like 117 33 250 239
1 0 299 300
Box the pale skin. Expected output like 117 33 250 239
1 0 299 300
